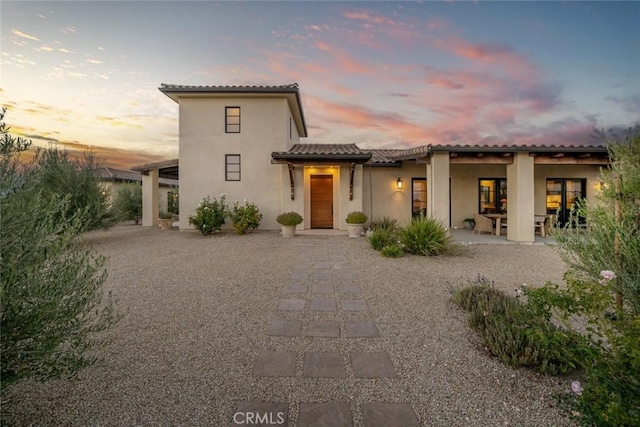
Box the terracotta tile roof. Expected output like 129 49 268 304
365 149 405 164
272 144 372 162
285 143 364 155
429 143 608 152
159 83 299 92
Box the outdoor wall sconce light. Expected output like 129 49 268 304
396 177 403 189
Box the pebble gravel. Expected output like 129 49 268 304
1 225 575 426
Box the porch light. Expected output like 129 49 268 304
396 177 403 189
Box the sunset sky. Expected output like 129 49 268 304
2 1 639 169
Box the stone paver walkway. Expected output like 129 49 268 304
232 238 420 426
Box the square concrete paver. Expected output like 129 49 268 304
285 283 308 293
311 283 334 294
307 320 340 337
341 300 368 312
267 319 302 337
303 352 345 378
253 351 296 377
345 321 379 338
312 262 331 270
336 284 362 294
297 402 352 426
361 403 420 427
278 298 305 311
351 352 396 378
231 401 288 426
310 298 336 312
334 271 356 280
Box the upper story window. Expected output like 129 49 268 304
225 107 240 133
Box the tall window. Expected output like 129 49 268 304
225 107 240 133
546 178 586 226
412 178 427 217
225 154 241 181
479 178 507 214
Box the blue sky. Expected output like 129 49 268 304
2 1 639 168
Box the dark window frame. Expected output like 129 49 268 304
225 154 241 181
225 106 240 133
546 178 586 226
411 178 427 217
478 178 507 215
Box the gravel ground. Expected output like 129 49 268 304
2 225 576 426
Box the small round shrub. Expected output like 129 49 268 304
399 215 450 256
188 195 227 235
346 211 367 224
381 244 404 258
276 211 303 226
368 228 396 251
229 200 262 235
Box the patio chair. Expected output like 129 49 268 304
472 213 494 235
534 215 546 237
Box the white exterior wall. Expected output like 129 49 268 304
178 97 299 230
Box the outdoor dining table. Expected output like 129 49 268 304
484 214 507 236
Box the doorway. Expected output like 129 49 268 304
310 175 333 228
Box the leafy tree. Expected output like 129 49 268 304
525 125 640 426
112 182 143 224
27 144 114 231
0 108 118 390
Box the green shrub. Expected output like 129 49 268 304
399 215 450 256
276 211 303 226
370 216 399 232
381 244 404 258
111 183 142 224
28 144 113 231
188 194 228 235
0 109 118 389
368 228 396 251
452 281 594 375
229 200 262 235
159 211 173 220
346 211 367 224
167 189 179 215
523 127 640 426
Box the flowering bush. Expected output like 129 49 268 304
520 127 640 426
229 200 262 235
188 194 228 235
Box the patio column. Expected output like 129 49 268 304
506 152 535 243
142 169 159 227
427 151 450 227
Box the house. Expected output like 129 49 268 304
99 167 179 213
134 83 608 243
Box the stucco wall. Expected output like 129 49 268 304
178 96 298 230
449 163 602 228
364 162 603 229
533 164 603 213
364 163 426 226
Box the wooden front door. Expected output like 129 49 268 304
310 175 333 229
